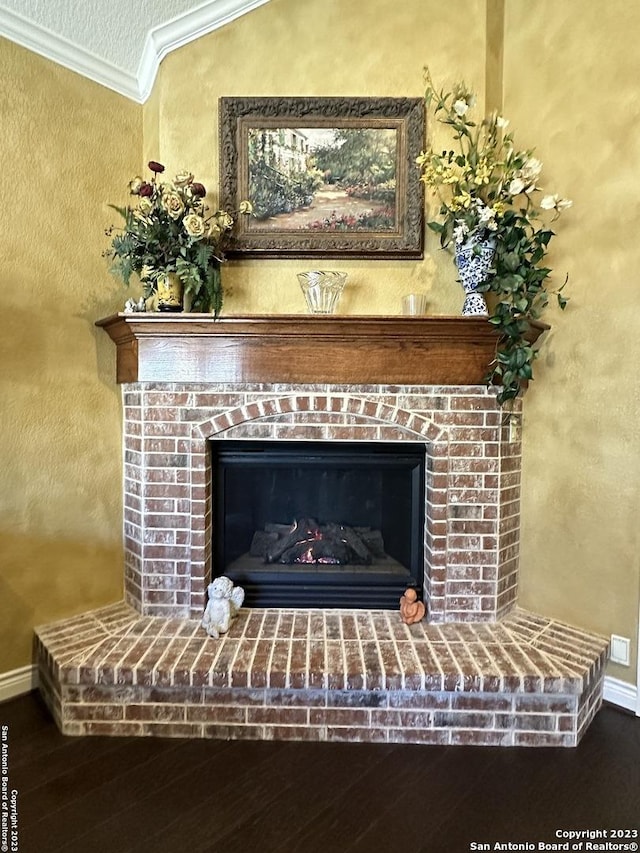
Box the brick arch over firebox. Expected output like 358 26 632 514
195 393 448 444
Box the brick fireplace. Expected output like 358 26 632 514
35 314 608 746
122 379 521 622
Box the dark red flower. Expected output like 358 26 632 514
148 160 165 173
191 182 206 198
139 182 153 197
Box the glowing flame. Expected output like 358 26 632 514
298 547 315 564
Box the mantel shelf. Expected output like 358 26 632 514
96 313 548 386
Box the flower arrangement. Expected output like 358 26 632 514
105 161 251 315
417 70 572 403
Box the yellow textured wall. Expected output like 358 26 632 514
503 2 640 681
146 0 489 317
0 39 141 672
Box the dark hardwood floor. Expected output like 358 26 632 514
1 692 638 853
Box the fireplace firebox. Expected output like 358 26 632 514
212 441 425 608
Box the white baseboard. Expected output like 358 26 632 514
0 665 39 703
603 675 638 714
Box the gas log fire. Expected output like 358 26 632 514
252 518 385 565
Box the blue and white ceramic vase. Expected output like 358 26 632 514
454 233 496 316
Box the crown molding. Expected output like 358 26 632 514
138 0 271 102
0 5 141 101
0 0 271 104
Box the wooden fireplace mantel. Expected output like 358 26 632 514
95 313 547 386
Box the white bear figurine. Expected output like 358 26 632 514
201 576 245 639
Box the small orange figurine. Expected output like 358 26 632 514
399 587 425 625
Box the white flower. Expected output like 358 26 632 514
453 222 469 243
522 157 543 181
215 211 234 230
453 99 469 117
520 157 543 192
508 177 525 196
541 194 573 212
477 203 498 232
174 170 194 187
128 176 143 195
496 115 509 129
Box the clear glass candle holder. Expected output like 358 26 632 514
297 271 348 314
401 293 428 315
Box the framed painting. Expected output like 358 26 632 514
219 97 425 258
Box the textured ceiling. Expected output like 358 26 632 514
0 0 202 73
0 0 270 101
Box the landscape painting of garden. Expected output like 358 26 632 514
246 126 398 232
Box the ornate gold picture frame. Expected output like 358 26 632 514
219 97 425 259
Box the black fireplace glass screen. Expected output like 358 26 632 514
212 440 425 608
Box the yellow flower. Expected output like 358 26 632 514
162 191 185 220
183 213 205 239
441 166 460 185
473 158 491 186
215 211 234 230
452 191 473 209
419 161 442 187
239 200 253 215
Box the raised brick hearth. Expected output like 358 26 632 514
35 315 609 746
36 603 607 747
